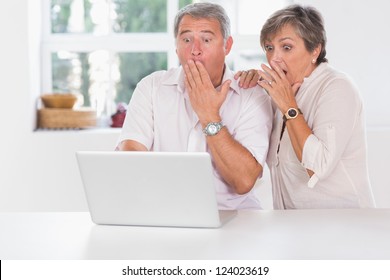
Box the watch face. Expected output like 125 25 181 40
207 124 218 135
288 108 297 118
204 122 223 136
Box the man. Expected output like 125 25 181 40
116 3 272 210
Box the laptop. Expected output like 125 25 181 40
76 151 237 228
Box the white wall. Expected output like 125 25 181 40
0 1 119 211
295 0 390 127
0 0 389 211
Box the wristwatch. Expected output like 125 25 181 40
283 108 302 122
203 121 224 136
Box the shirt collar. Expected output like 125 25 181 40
302 62 328 85
297 62 328 98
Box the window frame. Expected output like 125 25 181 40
40 0 291 125
41 0 179 97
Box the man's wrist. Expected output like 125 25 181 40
203 121 224 136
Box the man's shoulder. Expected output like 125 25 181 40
224 67 268 99
135 67 183 97
140 67 181 84
139 69 166 83
233 81 270 102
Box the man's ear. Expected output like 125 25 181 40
224 36 233 55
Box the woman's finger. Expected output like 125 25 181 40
260 64 280 84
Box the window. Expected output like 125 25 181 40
41 0 290 126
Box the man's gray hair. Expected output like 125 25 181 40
174 2 231 40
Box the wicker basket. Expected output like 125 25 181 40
38 108 97 129
41 94 78 109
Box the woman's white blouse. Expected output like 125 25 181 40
267 63 376 209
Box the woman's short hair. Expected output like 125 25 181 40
260 4 328 64
174 2 231 41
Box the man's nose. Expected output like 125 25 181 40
191 40 202 56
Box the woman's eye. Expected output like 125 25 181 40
283 45 292 51
264 45 273 52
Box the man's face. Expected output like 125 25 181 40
176 15 232 87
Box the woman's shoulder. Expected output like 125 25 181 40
318 63 356 87
316 64 362 102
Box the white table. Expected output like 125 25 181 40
1 209 389 259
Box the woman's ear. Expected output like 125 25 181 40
313 44 322 60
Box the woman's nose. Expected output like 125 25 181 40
269 50 282 63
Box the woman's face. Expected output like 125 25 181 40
264 24 320 85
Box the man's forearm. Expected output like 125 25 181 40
206 128 262 194
116 140 148 151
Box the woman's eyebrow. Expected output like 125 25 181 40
279 36 294 42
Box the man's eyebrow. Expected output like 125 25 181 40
178 30 216 36
179 30 191 36
201 30 216 36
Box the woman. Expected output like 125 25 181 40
257 5 375 209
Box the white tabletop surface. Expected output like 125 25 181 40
1 208 389 260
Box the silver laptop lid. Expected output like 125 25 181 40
76 151 234 228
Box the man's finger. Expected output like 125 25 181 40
194 60 212 85
187 60 203 84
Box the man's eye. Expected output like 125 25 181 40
204 38 211 43
183 38 191 43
